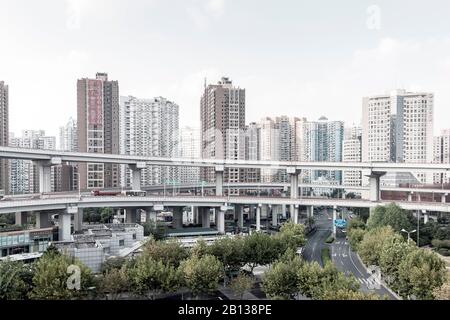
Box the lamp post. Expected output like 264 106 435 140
401 229 417 244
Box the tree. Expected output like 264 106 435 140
100 208 114 224
143 220 166 240
29 250 94 300
242 232 279 273
297 262 360 300
358 226 402 267
433 274 450 300
262 254 303 300
100 257 126 274
207 237 245 284
348 228 366 251
379 238 415 291
128 255 183 300
0 259 32 300
229 273 254 300
98 266 129 300
347 217 366 232
397 248 447 300
367 204 413 233
142 238 188 267
276 222 306 252
181 254 223 299
191 239 209 258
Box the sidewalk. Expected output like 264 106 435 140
218 286 260 300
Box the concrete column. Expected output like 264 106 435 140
417 193 421 202
215 165 224 197
272 205 278 227
366 171 386 202
310 206 314 218
293 205 299 224
332 206 337 237
256 205 261 231
236 205 244 229
37 163 52 193
192 206 199 225
424 212 429 224
15 212 27 226
287 168 301 199
442 194 448 204
128 162 146 191
217 210 225 234
201 208 211 228
408 192 413 202
172 207 183 229
59 210 73 242
126 208 138 224
282 204 287 219
73 208 83 232
35 211 51 229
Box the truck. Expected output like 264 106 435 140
91 190 121 196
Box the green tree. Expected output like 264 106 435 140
100 257 126 274
229 273 254 300
100 208 114 224
379 238 415 291
191 239 209 258
242 232 279 273
358 226 402 267
276 222 306 252
397 248 447 300
98 266 130 300
297 262 360 300
143 220 166 240
29 250 94 300
207 237 244 284
142 238 188 267
128 255 183 300
433 274 450 300
348 228 366 251
367 204 413 233
262 254 303 300
0 259 32 300
347 217 366 232
181 254 223 299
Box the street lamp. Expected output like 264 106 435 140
401 229 417 244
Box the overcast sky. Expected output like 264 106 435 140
2 0 450 139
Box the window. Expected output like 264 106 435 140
119 239 125 246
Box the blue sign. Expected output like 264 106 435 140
334 219 347 228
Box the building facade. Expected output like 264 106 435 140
120 96 179 187
342 126 362 187
433 129 450 184
362 90 434 185
200 77 246 186
0 81 9 194
77 73 120 190
179 126 201 185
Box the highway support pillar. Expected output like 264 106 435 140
215 165 224 197
129 162 146 191
60 207 77 242
442 194 448 204
73 208 83 232
15 212 28 226
35 158 61 193
287 167 301 199
332 206 337 237
424 212 429 224
201 208 211 228
366 171 386 202
36 211 51 229
408 192 413 202
192 206 200 225
172 207 183 229
126 208 138 224
256 204 262 232
271 205 278 227
217 209 225 234
235 205 244 229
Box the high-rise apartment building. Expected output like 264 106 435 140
120 96 179 187
0 81 9 194
304 117 344 183
342 126 362 187
9 130 56 194
362 90 434 184
244 122 260 183
179 126 200 184
433 130 450 184
200 77 245 186
59 117 78 152
77 73 120 190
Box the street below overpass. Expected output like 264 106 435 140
303 208 398 300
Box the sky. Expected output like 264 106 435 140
2 0 450 139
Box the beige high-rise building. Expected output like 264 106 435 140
77 73 120 190
200 77 245 186
433 129 450 184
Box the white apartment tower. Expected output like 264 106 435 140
179 126 201 184
120 96 179 187
59 117 78 151
362 90 434 184
433 130 450 184
342 126 362 187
